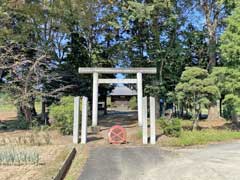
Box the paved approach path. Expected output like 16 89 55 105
79 140 240 180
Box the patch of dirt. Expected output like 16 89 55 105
0 112 17 121
87 111 142 146
0 130 73 180
198 119 227 128
0 145 69 180
87 111 164 147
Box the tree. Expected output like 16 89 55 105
197 0 235 71
209 67 240 117
223 94 240 123
0 1 74 122
218 5 240 122
56 0 116 114
175 67 220 130
0 43 72 122
119 0 194 117
193 0 236 121
183 24 209 68
220 4 240 66
0 0 120 122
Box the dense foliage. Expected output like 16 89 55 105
159 118 182 137
220 5 240 67
49 96 76 135
0 0 239 130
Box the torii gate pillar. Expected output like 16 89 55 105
92 72 98 126
137 72 143 126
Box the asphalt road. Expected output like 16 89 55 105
79 141 240 180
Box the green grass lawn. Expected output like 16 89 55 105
0 93 16 112
161 129 240 147
0 93 41 113
0 103 16 112
0 102 41 113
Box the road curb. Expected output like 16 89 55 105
53 147 76 180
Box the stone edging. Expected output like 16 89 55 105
53 147 77 180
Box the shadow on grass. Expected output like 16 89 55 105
0 119 29 132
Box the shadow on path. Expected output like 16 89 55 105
78 146 171 180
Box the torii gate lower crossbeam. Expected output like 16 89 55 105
78 67 157 127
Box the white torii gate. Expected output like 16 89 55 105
78 67 157 127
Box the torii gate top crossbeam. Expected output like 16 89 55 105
78 67 157 74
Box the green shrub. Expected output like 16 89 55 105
17 117 30 129
159 118 182 137
129 96 137 110
49 96 78 135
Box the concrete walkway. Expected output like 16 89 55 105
79 141 240 180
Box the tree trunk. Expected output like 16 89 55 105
192 113 199 131
161 101 166 117
186 106 189 116
17 104 25 119
30 104 37 117
17 103 32 122
155 97 160 119
231 111 239 124
41 97 47 124
17 97 36 122
207 102 220 121
207 37 216 71
192 104 200 130
22 106 32 122
104 95 107 115
201 2 218 72
180 103 184 117
173 103 176 117
219 98 223 117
